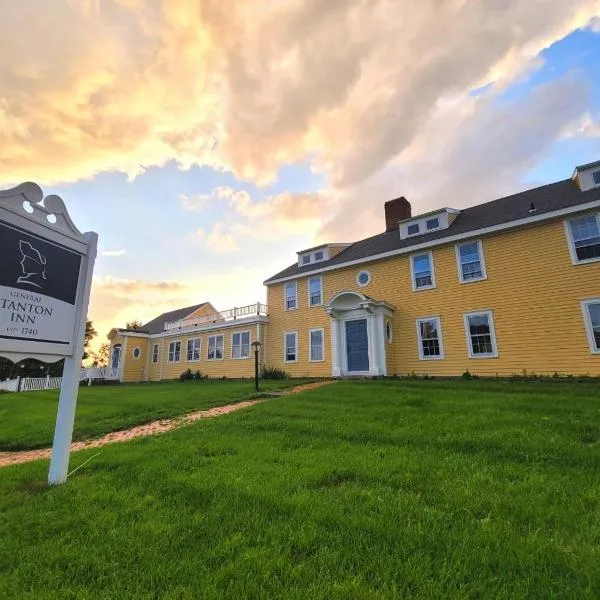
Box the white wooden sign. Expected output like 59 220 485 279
0 183 98 485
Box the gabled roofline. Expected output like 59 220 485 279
264 198 600 285
296 242 351 255
397 207 461 224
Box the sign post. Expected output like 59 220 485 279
0 183 98 485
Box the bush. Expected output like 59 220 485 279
260 365 290 380
179 369 206 382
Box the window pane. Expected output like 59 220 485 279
285 333 296 361
570 216 600 261
413 254 432 288
285 282 297 309
310 330 323 361
418 319 441 357
309 277 322 305
593 170 600 185
588 304 600 350
468 314 494 355
426 217 439 230
302 255 310 264
459 242 483 280
407 223 419 235
315 251 324 260
215 336 223 359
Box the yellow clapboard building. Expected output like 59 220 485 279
109 160 600 381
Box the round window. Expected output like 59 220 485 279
132 347 141 360
356 270 371 287
386 321 393 343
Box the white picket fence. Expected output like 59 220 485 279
0 367 120 394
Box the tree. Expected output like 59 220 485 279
91 343 111 367
83 320 97 360
126 320 143 330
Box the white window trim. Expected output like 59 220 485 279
463 310 498 359
132 346 142 360
455 239 487 284
410 250 436 291
415 316 444 360
564 213 600 265
385 321 393 343
231 330 251 360
308 275 323 307
581 298 600 354
356 270 371 288
284 281 298 311
168 340 182 363
284 330 298 363
207 334 224 361
151 343 159 364
308 327 325 362
186 337 202 362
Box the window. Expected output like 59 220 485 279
187 338 201 361
309 328 324 362
284 331 297 362
132 347 141 360
386 321 393 343
152 343 159 364
566 214 600 263
314 250 324 261
426 217 439 230
464 311 498 358
582 300 600 353
593 171 600 186
456 240 486 282
407 223 420 235
207 335 224 360
356 270 371 287
411 252 435 290
168 341 181 363
302 255 310 265
285 281 297 310
308 276 322 306
232 331 250 358
416 317 443 359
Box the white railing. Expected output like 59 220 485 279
164 302 268 331
0 367 121 394
0 379 19 392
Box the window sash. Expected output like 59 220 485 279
187 338 201 361
232 332 250 358
459 242 484 280
585 302 600 351
152 344 159 363
309 277 322 306
593 171 600 185
413 254 433 288
569 216 600 261
285 282 297 309
310 329 324 361
426 217 439 230
407 223 419 235
285 333 297 361
208 335 224 360
168 341 181 362
466 314 495 356
417 319 442 358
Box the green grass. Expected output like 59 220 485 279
0 379 308 451
1 379 600 598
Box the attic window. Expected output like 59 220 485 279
302 255 310 265
593 170 600 186
407 223 420 235
426 217 439 230
314 251 324 261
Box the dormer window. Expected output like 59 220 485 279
593 170 600 186
314 251 324 261
426 217 439 230
399 208 460 240
407 223 420 236
302 255 310 265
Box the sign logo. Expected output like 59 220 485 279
17 240 47 289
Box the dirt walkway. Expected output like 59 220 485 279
0 380 337 468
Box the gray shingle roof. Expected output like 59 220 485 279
264 179 600 283
133 303 208 335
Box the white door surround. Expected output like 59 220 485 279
325 290 395 377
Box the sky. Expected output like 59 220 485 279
1 0 600 353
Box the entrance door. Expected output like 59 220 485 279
111 345 121 370
345 319 369 372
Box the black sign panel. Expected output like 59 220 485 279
0 221 82 305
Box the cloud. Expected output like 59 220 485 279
94 276 188 295
101 249 127 257
563 113 600 138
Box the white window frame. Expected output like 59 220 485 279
415 316 444 360
132 346 142 360
207 334 224 361
168 340 182 363
463 310 498 358
308 275 323 307
284 331 298 363
309 327 325 362
152 343 159 364
231 330 251 359
581 298 600 354
410 251 436 291
455 239 487 283
186 337 201 362
564 213 600 265
284 281 298 311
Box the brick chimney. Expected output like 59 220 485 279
384 197 411 232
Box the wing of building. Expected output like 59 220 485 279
109 160 600 381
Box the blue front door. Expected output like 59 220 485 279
346 319 369 372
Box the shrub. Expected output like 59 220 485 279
260 365 290 380
179 369 206 382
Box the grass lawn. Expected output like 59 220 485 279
0 379 308 451
1 379 600 598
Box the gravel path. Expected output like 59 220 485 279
0 380 337 468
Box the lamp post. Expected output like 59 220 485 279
251 340 261 392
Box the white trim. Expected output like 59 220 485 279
463 310 498 358
581 298 600 354
455 239 487 283
207 334 224 361
131 346 142 360
146 314 269 339
231 330 251 360
356 270 371 287
307 275 323 307
151 343 159 364
284 281 298 311
563 212 600 265
284 330 298 363
415 316 444 360
308 327 325 362
410 250 436 291
167 339 182 363
186 337 202 362
117 331 149 339
264 198 600 285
